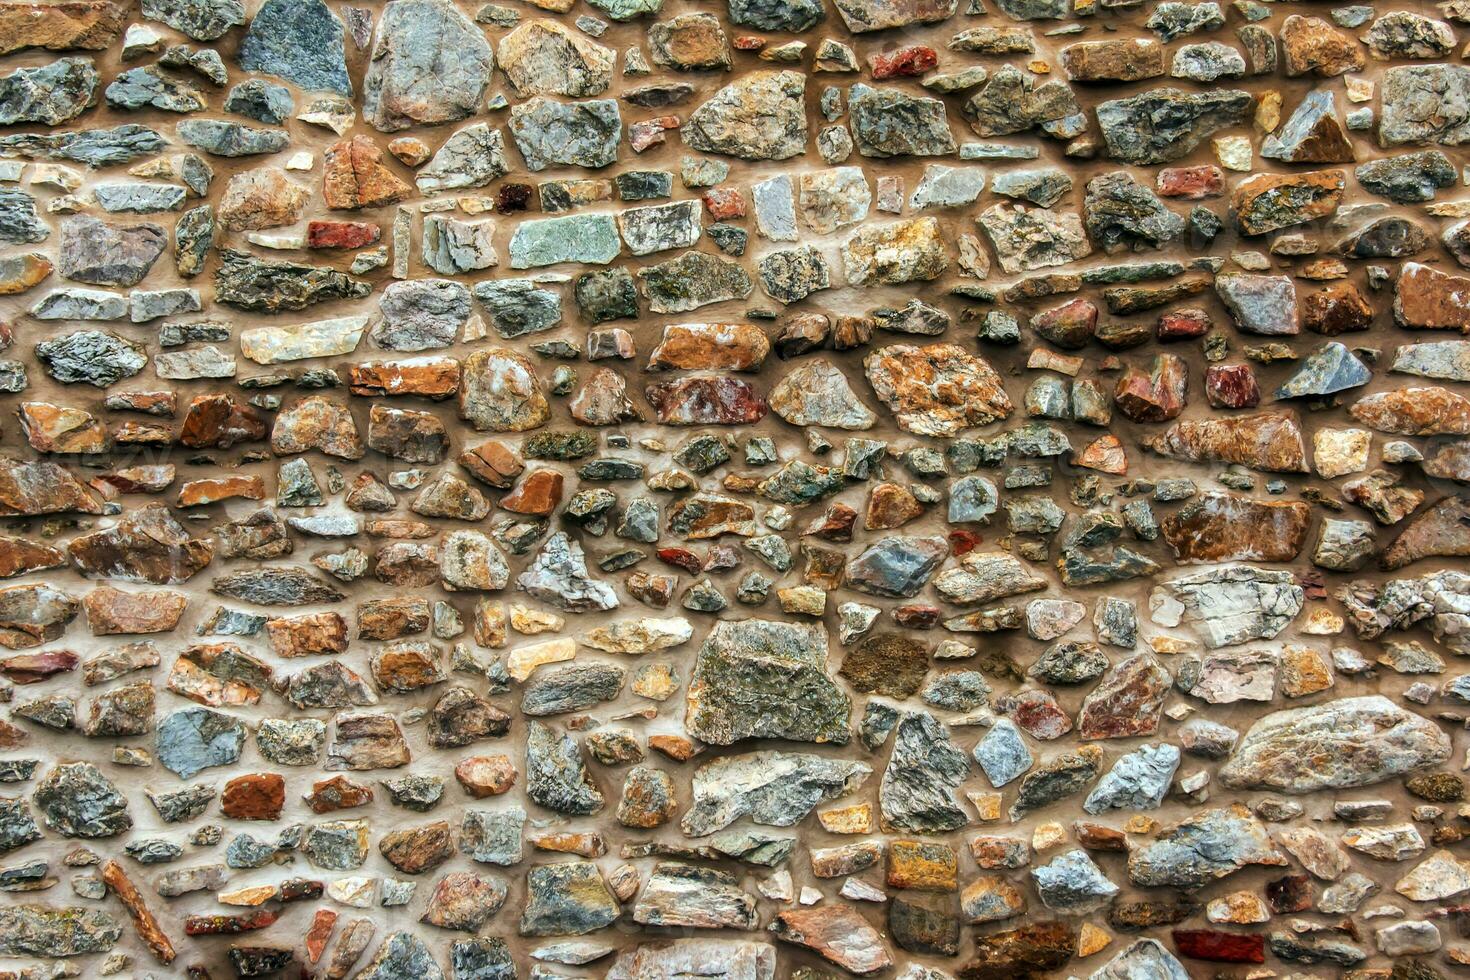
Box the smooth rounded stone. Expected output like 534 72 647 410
237 0 351 95
973 718 1032 787
684 71 807 160
498 19 613 98
0 57 99 126
509 97 620 171
686 619 849 746
1220 696 1452 792
33 762 131 838
1032 849 1119 913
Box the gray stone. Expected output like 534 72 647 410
416 123 509 194
58 215 165 287
33 763 130 838
1083 743 1180 813
0 58 99 125
35 330 145 385
1032 849 1119 913
177 119 288 156
157 706 245 778
850 83 956 157
618 199 701 255
1149 564 1304 647
142 0 245 39
681 751 870 836
1128 804 1286 889
974 718 1032 787
0 125 167 167
509 214 621 269
363 0 493 131
1097 88 1253 164
880 710 969 833
373 278 471 351
238 0 352 95
1380 65 1470 146
684 71 807 160
509 97 620 171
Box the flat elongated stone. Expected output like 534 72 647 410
1161 493 1311 563
1150 565 1304 648
1220 695 1451 792
772 906 892 974
682 751 870 836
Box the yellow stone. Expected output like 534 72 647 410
778 585 826 617
1214 135 1253 172
218 884 278 906
819 803 874 834
967 791 1002 822
1147 634 1196 655
1207 890 1271 924
1078 922 1112 957
630 663 678 701
1280 644 1333 697
1312 427 1370 479
1124 815 1158 835
1301 607 1345 635
1345 75 1374 103
1255 90 1282 131
507 637 576 681
1032 821 1067 850
510 603 564 635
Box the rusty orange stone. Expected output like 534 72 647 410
865 482 924 530
179 393 268 449
307 219 381 249
454 754 517 797
457 439 524 489
177 475 266 508
349 357 461 399
265 612 349 658
305 775 374 813
322 135 412 210
101 859 176 964
221 773 287 820
304 908 338 963
648 734 701 761
647 323 770 373
83 585 187 635
499 468 563 516
887 839 959 891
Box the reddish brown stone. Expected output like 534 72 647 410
1077 653 1169 739
648 734 700 761
304 909 337 963
1172 929 1265 964
1157 308 1211 341
647 323 770 373
0 0 126 55
1074 434 1128 475
272 395 364 460
772 906 893 975
89 465 176 497
1395 262 1470 331
105 390 176 416
305 775 374 813
1304 280 1374 334
1030 298 1097 349
0 535 65 579
101 859 176 964
184 910 279 936
328 712 411 770
307 220 381 249
0 649 78 684
1202 363 1261 409
949 530 981 555
456 439 524 489
1075 822 1128 851
1113 353 1188 422
110 421 173 446
1161 492 1312 563
959 923 1075 980
323 136 412 210
221 773 286 820
265 612 348 658
179 394 268 449
84 586 186 635
893 604 940 629
1266 873 1313 913
366 404 448 464
349 358 460 399
68 502 214 584
454 755 518 797
866 482 924 530
802 503 857 542
167 643 271 707
18 402 109 454
1157 165 1224 199
870 44 938 78
379 821 454 874
178 475 266 508
499 468 563 516
1281 14 1365 77
704 186 745 220
646 376 768 425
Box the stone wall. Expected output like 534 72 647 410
0 0 1468 975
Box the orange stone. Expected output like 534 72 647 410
454 754 518 797
265 612 349 658
323 135 412 210
499 468 563 516
177 475 267 508
457 439 524 489
221 773 287 821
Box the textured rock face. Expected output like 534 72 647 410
6 0 1470 973
1220 697 1452 793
